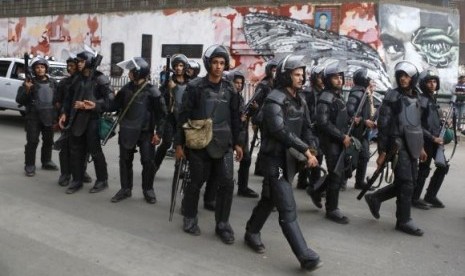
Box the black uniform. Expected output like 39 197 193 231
237 91 252 192
245 88 320 268
175 76 241 241
366 87 425 235
414 92 447 207
154 77 188 171
346 85 372 187
63 71 113 192
298 86 324 189
311 88 350 223
251 78 274 175
16 76 58 175
110 81 166 201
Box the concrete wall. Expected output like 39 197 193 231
0 2 460 92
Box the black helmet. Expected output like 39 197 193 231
323 60 346 89
226 70 245 92
265 60 278 79
188 60 201 78
275 54 306 88
394 61 419 88
202 44 230 72
309 65 324 85
76 51 95 68
30 56 49 71
117 57 150 81
66 57 76 64
353 68 372 88
171 54 189 71
418 68 440 92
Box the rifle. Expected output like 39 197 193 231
23 53 33 81
249 125 259 157
435 95 457 168
163 55 171 88
334 89 369 177
357 139 400 200
242 86 264 117
169 158 190 222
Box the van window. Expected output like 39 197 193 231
11 63 25 79
0 61 11 77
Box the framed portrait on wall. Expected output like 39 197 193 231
314 5 341 33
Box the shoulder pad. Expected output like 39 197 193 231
147 84 161 97
187 76 204 89
349 89 364 100
48 78 58 89
419 94 429 108
221 79 236 93
266 89 286 105
383 89 400 102
318 91 335 104
95 74 110 85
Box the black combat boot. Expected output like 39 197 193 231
183 217 201 236
244 231 265 253
280 220 322 272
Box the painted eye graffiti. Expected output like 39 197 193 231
380 34 405 60
411 27 458 68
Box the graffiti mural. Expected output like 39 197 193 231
0 2 459 92
242 12 391 91
5 15 102 57
378 4 459 92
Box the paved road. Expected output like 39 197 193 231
1 110 464 276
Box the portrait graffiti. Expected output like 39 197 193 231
378 4 459 92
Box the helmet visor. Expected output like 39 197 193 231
116 58 140 71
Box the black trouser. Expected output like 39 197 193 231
24 118 54 166
182 149 234 224
69 119 107 184
237 141 252 191
204 173 218 204
413 141 447 200
59 133 71 176
355 137 370 185
154 115 175 168
119 131 156 191
246 155 316 263
59 134 89 178
371 147 416 224
314 152 344 212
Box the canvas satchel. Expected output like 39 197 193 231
182 118 213 149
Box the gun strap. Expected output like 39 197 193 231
116 82 148 124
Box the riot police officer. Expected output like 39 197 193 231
412 69 447 209
251 60 278 176
298 65 324 190
244 54 321 271
309 60 351 224
174 45 243 244
55 57 93 187
365 61 427 236
110 57 166 204
227 70 258 198
58 51 113 194
154 54 189 173
187 59 201 80
346 68 377 190
16 56 59 176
